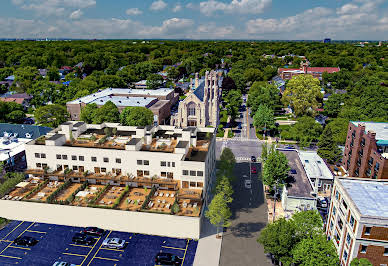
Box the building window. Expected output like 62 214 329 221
349 215 355 227
197 182 203 187
72 155 77 160
190 170 196 176
161 161 166 167
161 172 167 177
182 181 189 188
167 162 171 167
36 163 41 168
73 166 78 170
56 154 61 159
101 168 106 173
144 160 149 166
197 171 204 176
35 153 40 158
346 233 351 245
384 248 388 256
190 182 196 187
79 156 84 161
103 157 109 163
183 170 188 175
335 191 339 200
361 138 365 146
116 158 121 164
62 155 67 160
188 106 196 116
137 160 143 165
91 157 97 162
342 200 348 210
365 227 371 235
330 221 334 230
333 206 337 216
144 170 149 176
42 163 47 168
172 162 175 167
41 153 46 159
343 250 348 262
338 218 343 230
360 245 367 254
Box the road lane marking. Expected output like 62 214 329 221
8 246 31 250
26 230 46 234
0 254 22 259
94 256 119 261
100 248 124 252
0 222 35 256
63 252 86 257
85 230 112 266
69 244 93 248
162 246 186 251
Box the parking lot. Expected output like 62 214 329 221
0 220 198 266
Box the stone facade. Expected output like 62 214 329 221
171 70 221 128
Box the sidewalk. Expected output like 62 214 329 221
193 217 223 266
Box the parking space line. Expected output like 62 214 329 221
85 230 112 266
0 222 35 256
94 256 119 262
181 240 189 266
63 252 87 257
69 244 93 248
0 254 22 259
1 221 24 240
26 230 46 234
162 246 186 251
100 248 124 252
0 240 12 242
8 246 30 250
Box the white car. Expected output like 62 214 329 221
244 180 252 189
102 238 126 249
53 262 76 266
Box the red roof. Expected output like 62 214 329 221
0 98 25 104
278 67 340 74
61 66 73 70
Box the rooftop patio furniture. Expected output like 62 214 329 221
183 202 187 208
193 203 197 208
162 199 166 204
188 204 192 208
166 193 169 197
170 193 174 197
154 191 158 197
107 201 112 205
166 203 170 209
99 200 105 204
159 192 163 197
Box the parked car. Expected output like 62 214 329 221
14 236 38 247
72 233 95 246
251 156 256 162
317 197 328 209
285 145 295 149
244 180 252 189
82 227 105 237
53 262 76 266
102 238 126 249
251 166 257 174
154 252 182 265
238 124 242 129
290 169 297 175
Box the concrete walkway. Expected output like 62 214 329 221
193 218 223 266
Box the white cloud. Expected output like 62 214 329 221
150 0 167 11
69 9 83 19
195 23 235 39
336 4 358 15
172 4 182 12
199 0 272 15
12 0 96 16
126 8 143 16
141 18 194 37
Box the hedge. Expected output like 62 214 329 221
112 186 129 209
66 181 88 204
0 173 25 197
88 184 110 205
24 179 49 200
46 179 72 204
141 186 157 210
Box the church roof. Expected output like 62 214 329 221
193 81 205 101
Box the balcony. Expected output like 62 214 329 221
141 139 177 153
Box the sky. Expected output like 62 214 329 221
0 0 387 40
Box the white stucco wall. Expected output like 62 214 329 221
0 200 201 239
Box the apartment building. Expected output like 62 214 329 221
326 177 388 266
66 88 179 124
278 60 340 80
24 122 216 206
342 122 388 179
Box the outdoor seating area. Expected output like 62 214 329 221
72 185 104 206
1 177 43 201
177 199 201 217
141 138 177 153
65 133 132 150
28 181 64 201
54 183 83 202
147 189 176 213
96 186 125 207
118 187 148 211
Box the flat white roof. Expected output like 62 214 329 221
340 178 388 218
0 138 31 161
67 88 173 105
89 96 155 107
351 121 388 141
298 151 333 180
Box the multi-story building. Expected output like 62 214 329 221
278 60 340 80
24 121 216 205
326 177 388 266
171 70 222 127
342 122 388 179
66 88 179 125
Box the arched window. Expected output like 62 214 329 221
187 102 196 116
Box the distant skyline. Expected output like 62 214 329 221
0 0 387 40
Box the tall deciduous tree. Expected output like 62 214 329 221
225 90 242 122
120 106 154 126
324 94 344 118
318 126 342 164
80 103 98 124
215 175 233 203
292 234 339 266
262 149 290 188
282 74 322 117
34 104 68 127
205 192 232 237
253 105 275 133
146 73 164 89
291 210 323 240
247 82 279 113
93 101 120 124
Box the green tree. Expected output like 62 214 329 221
47 67 60 81
225 90 242 122
34 104 68 127
247 82 280 112
117 66 138 84
13 66 39 92
6 110 26 123
292 210 323 240
99 75 126 88
120 106 154 126
261 142 268 162
326 118 349 145
292 234 339 266
324 94 344 118
262 149 290 188
280 116 323 147
219 147 236 177
350 258 373 266
146 73 164 89
93 101 120 124
253 105 275 133
214 175 233 203
257 218 296 265
244 68 263 83
282 74 322 117
317 126 342 163
80 103 98 124
205 192 232 237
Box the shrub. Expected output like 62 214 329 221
46 179 72 204
66 181 88 204
88 184 110 205
141 186 157 210
24 179 49 200
0 173 25 197
171 202 180 214
112 186 129 209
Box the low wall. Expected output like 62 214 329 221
0 200 201 239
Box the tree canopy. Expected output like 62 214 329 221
34 104 68 128
120 106 154 126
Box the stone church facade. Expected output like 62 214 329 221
171 70 221 128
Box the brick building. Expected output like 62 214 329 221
326 177 388 266
342 122 388 179
278 61 340 80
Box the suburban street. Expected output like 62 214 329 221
216 102 272 266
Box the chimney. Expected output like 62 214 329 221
358 123 366 132
367 130 376 140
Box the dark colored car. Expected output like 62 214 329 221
14 236 38 247
251 156 256 162
72 233 95 245
290 169 297 175
155 252 182 265
238 124 242 129
82 227 105 237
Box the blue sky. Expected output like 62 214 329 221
0 0 387 39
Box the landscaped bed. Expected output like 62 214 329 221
118 187 149 211
27 180 64 202
147 189 176 214
54 183 83 202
